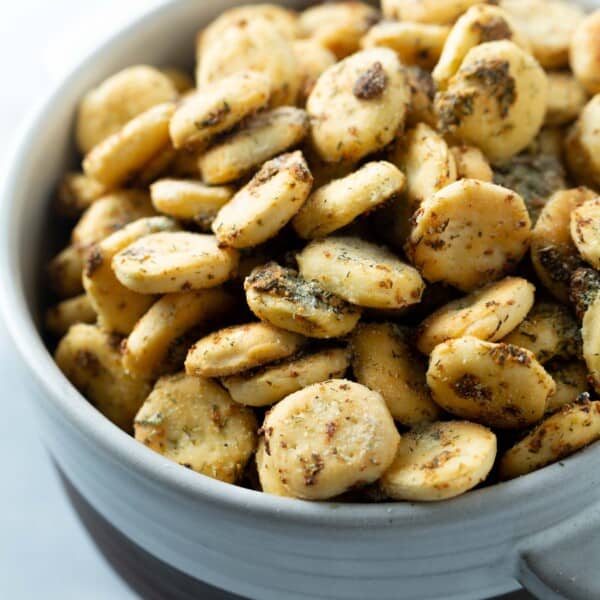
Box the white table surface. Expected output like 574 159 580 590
0 3 159 598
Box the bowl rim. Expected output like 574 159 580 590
0 0 597 527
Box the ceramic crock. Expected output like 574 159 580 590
1 1 599 599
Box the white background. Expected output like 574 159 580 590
0 2 161 598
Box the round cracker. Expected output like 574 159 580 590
416 277 535 355
427 336 555 428
185 322 306 378
212 151 313 249
293 161 405 239
435 40 547 163
244 262 362 339
406 179 531 292
261 379 399 500
307 48 410 163
112 231 239 294
222 347 350 407
499 397 600 480
134 373 257 483
380 421 496 501
199 107 309 185
297 236 424 310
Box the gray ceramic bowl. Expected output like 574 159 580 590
1 1 600 599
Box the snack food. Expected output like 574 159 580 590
416 277 535 354
185 322 306 378
406 179 531 292
352 322 441 424
48 1 600 503
530 188 597 303
427 336 555 428
297 236 424 309
499 396 600 480
435 40 548 163
244 262 362 339
307 48 410 163
112 231 239 294
257 379 399 500
380 421 497 501
134 373 257 483
212 151 313 248
292 160 405 238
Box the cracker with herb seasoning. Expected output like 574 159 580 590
435 40 547 163
352 322 441 425
83 217 179 334
380 421 496 501
297 236 424 310
530 187 597 303
197 16 299 106
499 396 600 480
150 179 234 229
112 231 239 294
212 151 313 249
185 322 306 378
299 1 379 60
258 379 399 500
307 48 409 163
416 277 534 355
83 103 176 188
222 347 350 407
169 70 271 150
432 4 528 90
199 107 309 185
502 301 581 364
76 65 178 154
123 288 235 379
293 160 405 239
55 324 152 431
134 373 257 483
406 179 531 292
244 262 361 338
427 336 555 428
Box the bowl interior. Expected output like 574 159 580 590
2 0 600 525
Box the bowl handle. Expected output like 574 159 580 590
515 502 600 599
